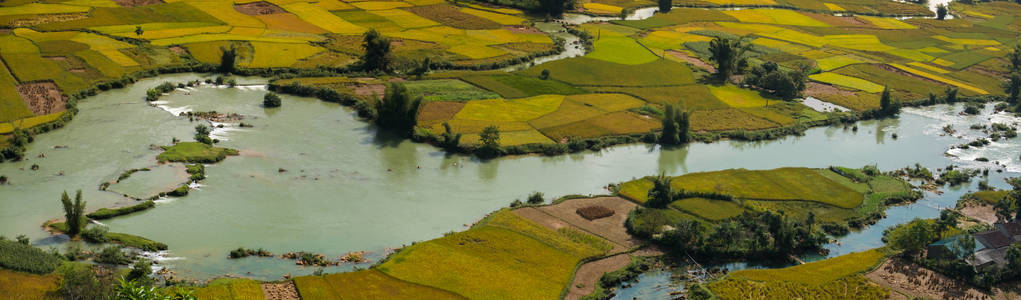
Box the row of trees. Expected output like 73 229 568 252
1004 45 1021 108
0 127 31 162
742 62 808 100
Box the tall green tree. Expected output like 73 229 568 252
708 36 748 81
479 125 501 157
658 0 671 13
539 0 569 17
1005 72 1021 105
879 85 899 116
374 83 422 134
60 190 87 237
439 122 462 150
659 104 689 145
945 86 958 103
1007 44 1021 72
888 219 935 256
361 29 392 72
645 173 674 208
219 45 238 74
936 4 948 20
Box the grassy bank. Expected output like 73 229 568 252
157 142 238 163
706 248 892 299
85 201 155 220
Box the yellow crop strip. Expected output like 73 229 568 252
454 95 565 122
582 3 622 14
859 15 917 29
888 63 988 94
460 7 526 25
932 35 1000 46
809 72 885 93
907 62 950 74
283 2 365 34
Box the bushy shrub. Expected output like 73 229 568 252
527 192 545 204
0 239 62 274
263 92 282 108
82 226 109 243
95 246 131 265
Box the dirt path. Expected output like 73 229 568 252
565 254 632 300
866 259 999 300
261 281 299 300
666 50 715 73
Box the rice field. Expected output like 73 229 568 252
190 278 265 300
378 210 607 300
809 72 886 93
709 249 891 299
293 270 464 299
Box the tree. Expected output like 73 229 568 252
935 209 959 237
659 104 689 145
1005 72 1021 105
60 190 86 237
994 197 1015 222
1007 44 1021 72
194 124 212 145
945 86 958 103
480 125 500 150
879 85 899 116
888 219 935 256
527 192 545 204
263 92 281 108
361 29 392 72
409 58 431 79
708 36 748 81
929 91 938 105
658 0 671 13
539 0 568 17
126 259 154 286
645 173 674 208
439 122 461 150
936 4 948 20
1008 243 1021 270
374 82 422 134
540 69 550 80
219 45 238 74
134 26 143 37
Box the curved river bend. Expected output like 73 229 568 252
0 75 1017 281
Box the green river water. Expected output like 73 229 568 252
1 73 1020 282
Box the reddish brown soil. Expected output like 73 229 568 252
261 282 299 300
506 25 542 34
347 83 385 99
418 101 466 124
961 202 998 225
111 0 163 7
866 259 1001 300
539 197 640 247
666 50 715 73
566 254 632 300
17 81 66 116
804 82 856 98
169 46 187 55
234 2 286 16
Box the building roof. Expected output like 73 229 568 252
975 230 1013 249
1000 221 1021 236
969 247 1008 267
929 235 986 257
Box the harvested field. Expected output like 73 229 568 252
532 196 640 248
866 259 994 300
261 281 299 300
234 2 285 15
111 0 162 6
666 50 714 72
405 4 501 30
17 81 66 116
960 202 997 225
565 254 631 300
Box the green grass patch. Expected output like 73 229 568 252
729 249 888 284
590 85 729 110
403 79 499 102
965 190 1010 205
105 232 168 251
939 51 993 70
191 278 264 300
157 142 239 163
0 239 61 275
296 269 465 299
519 57 694 86
86 201 155 220
587 36 659 65
809 72 885 93
669 197 747 221
459 74 587 98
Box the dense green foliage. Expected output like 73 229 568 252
742 62 807 100
157 142 238 163
360 29 392 73
60 190 86 237
219 45 238 74
0 238 61 274
263 92 281 108
708 36 748 81
86 201 155 220
375 83 422 134
659 104 690 145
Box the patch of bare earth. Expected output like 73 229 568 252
261 281 299 300
805 82 855 98
111 0 163 7
566 254 632 300
866 259 1001 300
169 46 187 55
17 81 66 115
666 50 715 73
346 83 385 100
234 2 285 15
11 13 87 27
961 202 998 225
514 197 663 300
506 25 542 34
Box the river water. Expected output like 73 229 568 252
0 74 1017 282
